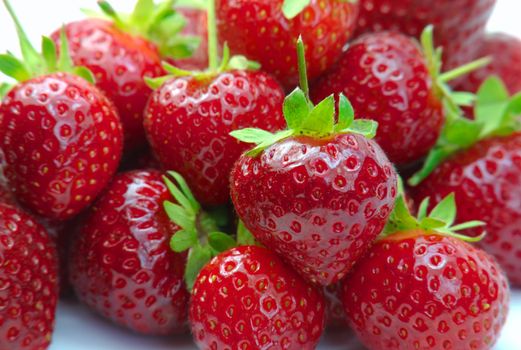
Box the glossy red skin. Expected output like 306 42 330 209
454 33 521 94
411 133 521 286
355 0 497 69
341 231 510 350
216 0 359 89
231 134 398 286
0 203 59 350
171 7 209 70
69 170 188 335
190 245 326 349
311 32 444 165
51 19 164 150
0 73 123 221
144 70 285 206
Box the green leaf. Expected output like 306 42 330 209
57 27 74 72
245 129 294 156
237 221 257 246
382 196 418 235
345 119 378 139
227 55 261 71
41 36 57 72
167 171 200 211
162 62 195 77
170 229 197 252
175 0 208 9
73 66 95 84
208 232 236 253
336 94 354 131
475 76 510 137
419 217 447 230
283 88 312 130
450 221 486 231
164 201 193 230
451 91 476 107
298 94 335 137
409 148 450 186
145 76 171 89
417 198 430 221
131 0 155 28
163 176 195 214
444 117 483 148
429 193 456 227
282 0 311 19
185 245 212 290
0 54 30 81
229 128 275 145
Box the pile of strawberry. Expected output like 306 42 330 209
0 0 520 349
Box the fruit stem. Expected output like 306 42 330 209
207 0 219 71
439 57 492 83
297 36 310 100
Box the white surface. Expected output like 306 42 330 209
1 0 521 349
49 292 521 350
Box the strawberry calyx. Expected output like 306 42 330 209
281 0 354 19
163 171 236 290
145 0 259 88
381 189 486 243
0 0 94 88
0 83 13 100
87 0 200 60
409 76 521 185
421 25 490 112
230 36 378 157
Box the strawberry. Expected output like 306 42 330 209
69 170 190 334
230 39 397 286
355 0 497 69
190 245 326 349
216 0 359 89
51 1 201 150
409 77 521 286
0 1 123 221
311 27 488 165
341 194 510 350
144 1 285 206
453 33 521 95
0 202 59 350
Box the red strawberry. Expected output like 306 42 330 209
216 0 359 89
409 77 521 286
355 0 497 69
69 170 189 334
190 245 326 349
144 1 285 206
453 33 521 95
230 39 397 286
341 194 510 350
0 3 123 221
51 1 202 150
311 27 487 165
0 202 59 350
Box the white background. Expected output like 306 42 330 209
1 0 521 349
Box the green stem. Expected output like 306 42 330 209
440 57 492 83
207 0 218 71
296 36 309 100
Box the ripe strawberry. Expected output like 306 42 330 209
0 202 59 350
409 77 521 286
311 27 487 165
69 170 189 334
216 0 359 88
51 1 202 150
230 39 397 286
355 0 497 69
453 33 521 95
144 1 285 206
342 194 510 350
190 245 326 349
0 3 123 221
